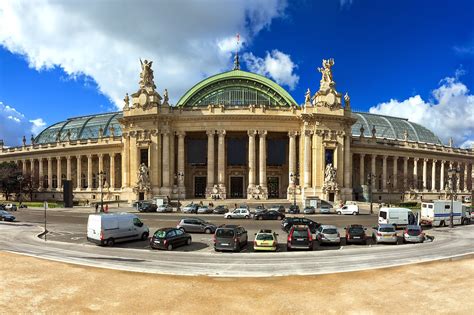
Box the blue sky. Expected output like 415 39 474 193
0 0 473 147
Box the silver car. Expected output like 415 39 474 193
372 224 398 244
156 204 173 213
403 225 425 243
197 206 213 214
316 225 341 245
303 206 316 214
182 204 198 213
177 218 216 234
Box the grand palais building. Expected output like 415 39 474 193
1 58 472 204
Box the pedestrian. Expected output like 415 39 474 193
94 203 98 213
105 204 109 213
234 203 237 210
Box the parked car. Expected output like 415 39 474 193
197 206 213 214
253 205 267 215
212 205 228 214
281 217 320 233
403 225 425 243
316 225 340 245
214 225 248 252
5 203 17 211
336 204 359 215
224 208 251 219
268 205 286 214
18 203 28 209
254 229 278 252
0 210 15 222
319 201 332 214
372 224 398 244
254 210 285 220
177 218 216 234
287 225 313 251
381 207 415 228
303 206 316 214
87 213 149 246
288 204 300 214
0 204 5 210
156 204 173 213
150 227 192 250
182 204 199 214
138 202 158 213
344 224 368 245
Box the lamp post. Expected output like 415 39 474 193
17 175 24 204
98 171 107 212
175 171 184 212
290 172 299 208
367 173 375 214
387 176 392 207
447 165 460 228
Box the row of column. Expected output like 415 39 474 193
20 153 119 190
358 154 472 192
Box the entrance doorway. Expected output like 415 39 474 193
138 192 144 201
194 176 206 198
230 177 244 198
267 177 279 199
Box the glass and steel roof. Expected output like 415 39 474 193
351 112 443 145
34 112 122 144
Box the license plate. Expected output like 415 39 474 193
384 235 392 238
297 238 304 241
154 240 161 243
353 236 360 239
221 243 229 246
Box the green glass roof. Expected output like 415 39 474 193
34 112 122 144
351 112 443 145
177 69 298 107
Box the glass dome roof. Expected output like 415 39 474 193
34 112 122 144
351 112 443 145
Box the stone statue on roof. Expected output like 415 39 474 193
163 89 169 105
139 59 156 91
318 58 335 84
305 88 311 104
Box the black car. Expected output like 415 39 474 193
150 228 192 250
287 225 313 251
344 224 368 245
0 204 5 210
212 205 229 214
288 204 300 214
281 217 320 233
254 210 285 220
214 225 248 252
0 210 15 222
138 202 157 212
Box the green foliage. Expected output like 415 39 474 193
0 162 21 201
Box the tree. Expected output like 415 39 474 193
0 162 21 201
22 172 38 201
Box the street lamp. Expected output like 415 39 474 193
387 176 392 207
175 172 184 212
289 172 299 208
367 173 375 214
17 175 24 204
98 171 107 212
447 165 460 228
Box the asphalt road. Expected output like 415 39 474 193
1 207 473 277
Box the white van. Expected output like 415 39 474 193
378 207 415 228
336 204 359 215
87 213 149 246
420 200 463 227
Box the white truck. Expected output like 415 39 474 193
378 207 415 228
87 213 149 246
420 200 463 227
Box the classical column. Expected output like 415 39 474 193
431 160 437 191
29 158 35 187
382 155 388 191
303 130 312 188
217 130 226 187
440 160 445 191
56 157 62 189
413 158 419 190
422 158 428 191
66 156 72 180
259 130 267 189
371 154 376 191
76 155 82 189
463 163 469 192
38 158 44 189
87 154 93 190
392 156 398 190
161 131 170 188
169 132 175 186
288 131 297 184
206 130 215 189
47 157 52 189
403 157 408 189
98 153 104 173
177 131 186 188
343 134 352 188
109 153 115 189
248 130 257 189
122 133 130 187
22 159 27 175
359 154 365 186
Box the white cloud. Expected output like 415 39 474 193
0 101 46 146
340 0 353 9
0 0 287 108
369 75 474 148
243 50 299 90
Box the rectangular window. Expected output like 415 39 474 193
325 149 334 166
140 148 149 166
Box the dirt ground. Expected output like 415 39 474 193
1 252 473 314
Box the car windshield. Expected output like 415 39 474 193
380 227 395 232
216 229 234 238
256 234 274 241
323 228 338 234
349 227 364 234
154 230 167 238
293 229 308 237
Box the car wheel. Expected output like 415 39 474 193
167 244 173 251
258 216 263 220
245 215 249 219
337 211 342 215
352 212 357 215
204 228 212 234
186 238 192 245
106 238 115 247
277 216 282 220
141 232 149 241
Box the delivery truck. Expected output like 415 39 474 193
87 213 149 246
420 200 463 227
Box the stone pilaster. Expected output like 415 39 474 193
422 158 428 191
177 131 186 189
303 130 312 188
247 130 257 193
258 130 267 190
288 131 297 184
87 154 93 190
161 131 170 189
217 129 226 198
110 153 116 189
440 160 445 191
47 157 52 189
431 159 437 191
76 155 82 189
56 157 62 190
206 130 215 192
343 134 352 188
382 155 388 192
38 158 44 190
359 154 365 186
413 158 419 190
66 156 72 180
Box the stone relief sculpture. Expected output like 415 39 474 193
324 163 337 185
135 163 151 192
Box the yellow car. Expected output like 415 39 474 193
253 229 278 252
